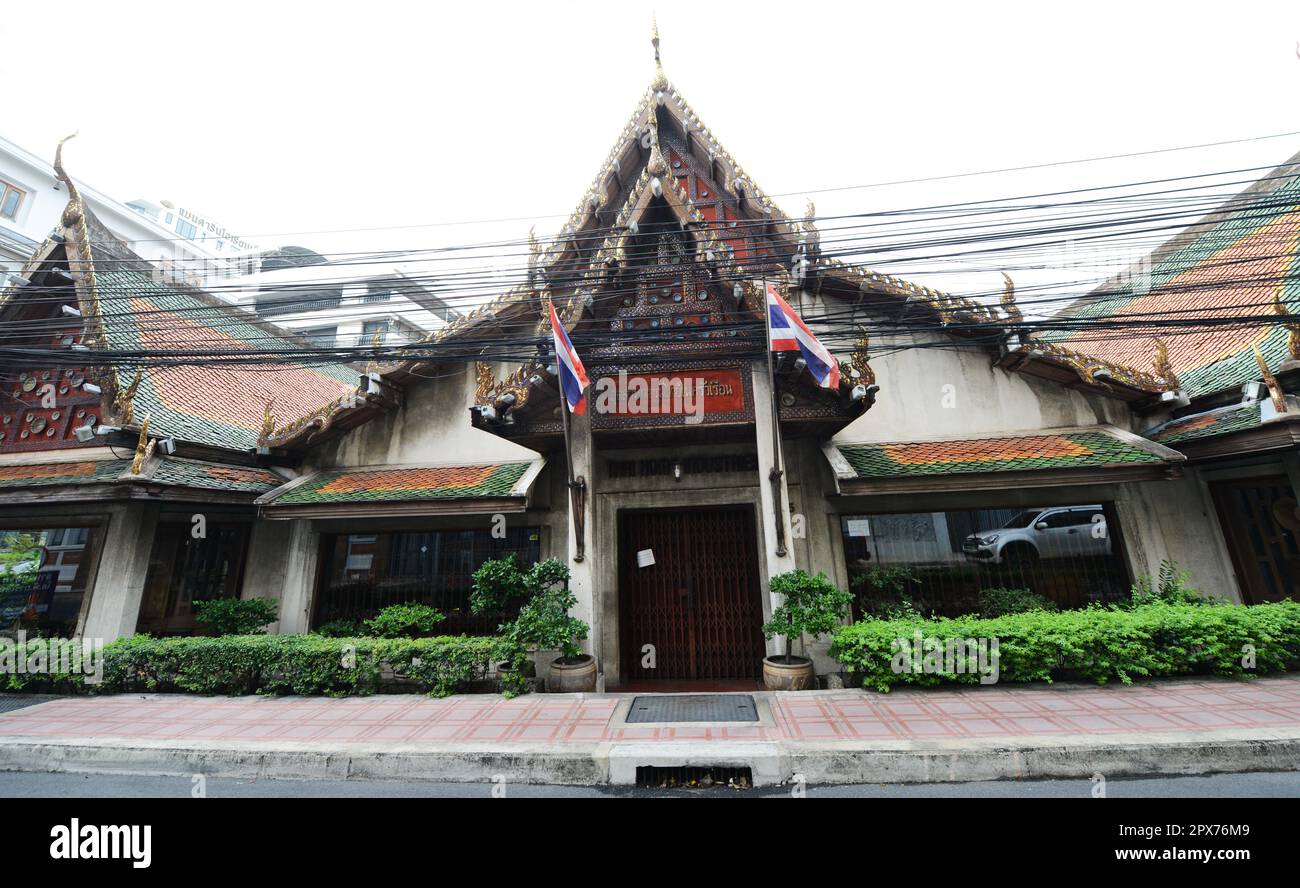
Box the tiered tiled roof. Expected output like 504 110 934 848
95 269 360 450
833 429 1169 479
0 455 280 495
146 458 284 493
0 459 131 489
1145 402 1265 445
1042 165 1300 399
264 462 535 505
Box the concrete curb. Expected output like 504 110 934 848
3 727 1299 787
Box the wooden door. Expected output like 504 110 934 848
619 507 766 680
1210 476 1300 604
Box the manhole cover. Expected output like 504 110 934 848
626 694 758 723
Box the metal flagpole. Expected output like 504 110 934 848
760 278 789 558
551 295 587 563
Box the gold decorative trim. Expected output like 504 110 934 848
1024 341 1171 391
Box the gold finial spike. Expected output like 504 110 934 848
527 226 541 286
113 368 143 428
257 398 276 448
1273 291 1300 361
1153 337 1179 388
651 16 667 89
1254 345 1288 413
130 412 155 475
1000 272 1023 325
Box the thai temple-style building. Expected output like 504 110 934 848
2 38 1298 685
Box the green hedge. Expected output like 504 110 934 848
2 634 523 698
828 601 1300 692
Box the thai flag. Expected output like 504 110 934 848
765 282 840 389
549 300 590 414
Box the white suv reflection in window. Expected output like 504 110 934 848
962 505 1110 564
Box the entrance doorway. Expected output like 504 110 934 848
1210 476 1300 604
618 506 766 681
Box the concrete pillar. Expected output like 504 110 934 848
751 359 798 655
275 520 320 634
240 519 296 631
80 502 160 642
564 407 597 663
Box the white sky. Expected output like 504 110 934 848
4 0 1300 310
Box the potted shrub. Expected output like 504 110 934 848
472 554 538 682
761 569 853 690
473 556 595 690
510 583 594 692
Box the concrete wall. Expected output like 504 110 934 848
314 363 540 470
831 329 1129 446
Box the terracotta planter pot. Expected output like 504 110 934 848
547 655 597 693
763 655 815 691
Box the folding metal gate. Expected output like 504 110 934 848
618 507 766 681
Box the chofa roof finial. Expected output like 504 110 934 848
651 15 667 89
54 132 84 226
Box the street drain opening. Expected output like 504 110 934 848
635 766 753 789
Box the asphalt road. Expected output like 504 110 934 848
1 770 1297 798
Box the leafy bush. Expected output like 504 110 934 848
828 600 1300 692
470 554 531 614
763 570 854 662
504 563 588 661
192 597 280 636
851 565 922 618
363 602 445 638
1129 560 1220 607
2 634 523 698
979 587 1057 617
313 619 365 638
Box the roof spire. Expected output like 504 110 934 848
53 132 85 226
651 15 667 89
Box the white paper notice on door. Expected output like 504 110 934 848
846 519 872 538
636 548 656 568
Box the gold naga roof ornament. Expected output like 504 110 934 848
130 412 155 475
1151 337 1180 389
1253 345 1288 413
474 361 495 403
112 368 143 428
1272 291 1300 361
256 399 276 448
646 117 669 178
52 132 106 348
1000 272 1023 325
847 330 876 388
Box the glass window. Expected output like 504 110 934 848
176 219 197 240
315 526 542 634
0 527 97 638
1 183 23 220
841 503 1128 617
361 319 390 344
301 326 337 348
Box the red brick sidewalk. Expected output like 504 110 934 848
2 675 1299 745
